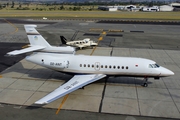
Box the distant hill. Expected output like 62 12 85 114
0 0 176 2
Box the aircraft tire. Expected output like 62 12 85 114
143 83 148 87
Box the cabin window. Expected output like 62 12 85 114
84 64 86 67
101 65 103 68
80 64 82 67
92 64 94 68
105 65 107 68
117 66 120 69
109 65 112 69
122 66 124 69
126 66 128 69
113 66 116 69
88 64 90 67
96 65 99 68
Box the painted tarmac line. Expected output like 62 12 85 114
3 19 19 35
56 35 102 114
56 94 69 114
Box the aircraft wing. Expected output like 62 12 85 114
7 45 45 56
35 74 106 104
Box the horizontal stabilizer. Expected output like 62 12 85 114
7 46 45 56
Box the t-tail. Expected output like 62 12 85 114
7 25 75 56
25 25 51 48
60 36 67 44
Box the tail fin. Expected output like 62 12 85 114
7 25 76 56
60 36 67 44
24 25 51 47
7 25 49 56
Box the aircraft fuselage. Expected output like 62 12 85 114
26 52 174 78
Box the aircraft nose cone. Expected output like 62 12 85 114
169 70 174 76
161 67 174 76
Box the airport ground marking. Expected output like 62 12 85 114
98 36 103 41
56 31 103 114
0 75 2 78
102 31 106 35
55 41 100 113
89 28 103 32
56 94 69 114
90 40 100 56
3 19 18 35
90 31 105 55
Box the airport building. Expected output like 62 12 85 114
99 3 177 12
159 5 174 11
98 6 118 11
142 6 159 12
170 3 180 11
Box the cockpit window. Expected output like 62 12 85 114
149 63 160 68
149 64 153 68
152 64 156 68
155 64 160 68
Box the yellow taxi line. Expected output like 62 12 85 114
56 31 104 114
56 94 69 114
3 19 18 35
90 40 100 56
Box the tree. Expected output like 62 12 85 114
11 1 15 8
54 6 57 10
6 2 9 7
148 1 153 7
0 4 2 9
73 7 77 11
60 5 64 10
19 3 22 8
69 7 72 10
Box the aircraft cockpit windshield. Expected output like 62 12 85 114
149 63 160 68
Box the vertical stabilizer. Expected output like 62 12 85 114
24 25 51 47
60 36 67 44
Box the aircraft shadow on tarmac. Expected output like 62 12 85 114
1 62 153 109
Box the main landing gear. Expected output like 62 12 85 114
142 77 148 87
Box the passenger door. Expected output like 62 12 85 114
94 62 100 71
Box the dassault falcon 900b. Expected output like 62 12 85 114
7 25 174 104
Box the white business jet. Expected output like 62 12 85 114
60 36 98 49
7 25 174 104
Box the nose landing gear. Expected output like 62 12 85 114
142 77 148 87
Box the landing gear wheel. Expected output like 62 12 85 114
143 83 148 87
142 77 148 87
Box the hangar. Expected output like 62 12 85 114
142 6 159 12
170 3 180 11
159 5 174 11
98 6 117 11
